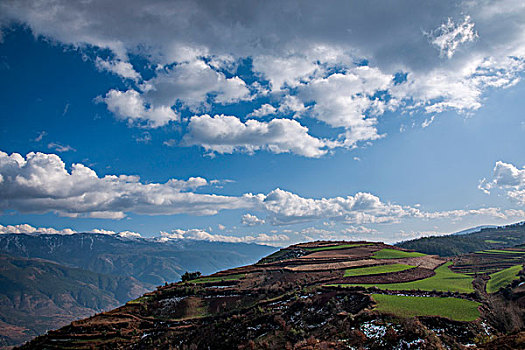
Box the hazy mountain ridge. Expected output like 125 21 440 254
0 254 150 347
0 233 275 285
0 233 275 348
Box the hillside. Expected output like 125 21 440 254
396 222 525 256
0 255 150 347
21 241 525 349
0 233 275 285
0 233 275 348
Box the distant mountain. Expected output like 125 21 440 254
0 254 150 347
0 233 275 285
0 233 275 347
396 221 525 256
451 225 497 235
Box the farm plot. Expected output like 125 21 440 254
371 294 480 322
344 264 416 277
337 262 475 293
372 248 426 259
304 243 372 252
189 273 245 284
486 264 523 293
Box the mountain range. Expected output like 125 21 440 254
0 233 274 348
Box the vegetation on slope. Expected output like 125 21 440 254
372 294 481 321
0 254 150 347
486 264 523 293
397 222 525 256
344 264 416 277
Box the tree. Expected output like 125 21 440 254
181 271 201 282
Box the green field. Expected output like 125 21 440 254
371 294 480 321
486 264 523 293
371 248 426 259
336 262 475 293
484 240 505 244
477 250 525 255
189 273 245 284
305 243 372 252
344 263 416 277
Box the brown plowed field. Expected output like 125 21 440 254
285 259 383 272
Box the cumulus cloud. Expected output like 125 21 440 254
247 104 277 118
159 229 288 245
256 188 524 225
241 213 265 226
101 89 179 128
0 150 252 218
95 57 141 81
1 150 523 227
0 223 76 235
2 1 525 155
0 223 141 238
480 161 525 205
183 114 328 157
144 60 251 109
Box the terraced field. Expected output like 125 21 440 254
344 263 416 277
336 262 475 293
486 264 523 293
305 243 372 252
371 248 426 259
372 294 481 321
188 273 245 284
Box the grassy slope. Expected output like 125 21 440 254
486 264 523 293
371 248 426 259
344 264 416 277
340 262 475 293
372 294 480 321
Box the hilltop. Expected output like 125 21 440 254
21 241 525 349
396 222 525 256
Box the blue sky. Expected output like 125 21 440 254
0 1 524 245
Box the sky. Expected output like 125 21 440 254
0 0 524 246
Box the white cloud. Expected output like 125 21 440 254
426 16 478 59
0 150 252 218
101 89 179 128
144 60 251 110
1 150 523 230
256 188 524 225
48 142 76 153
252 55 319 91
479 161 525 205
183 114 328 157
0 223 76 235
421 115 435 128
0 223 142 238
3 1 525 156
296 66 392 146
95 57 140 81
241 213 265 226
159 229 288 245
248 104 277 118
